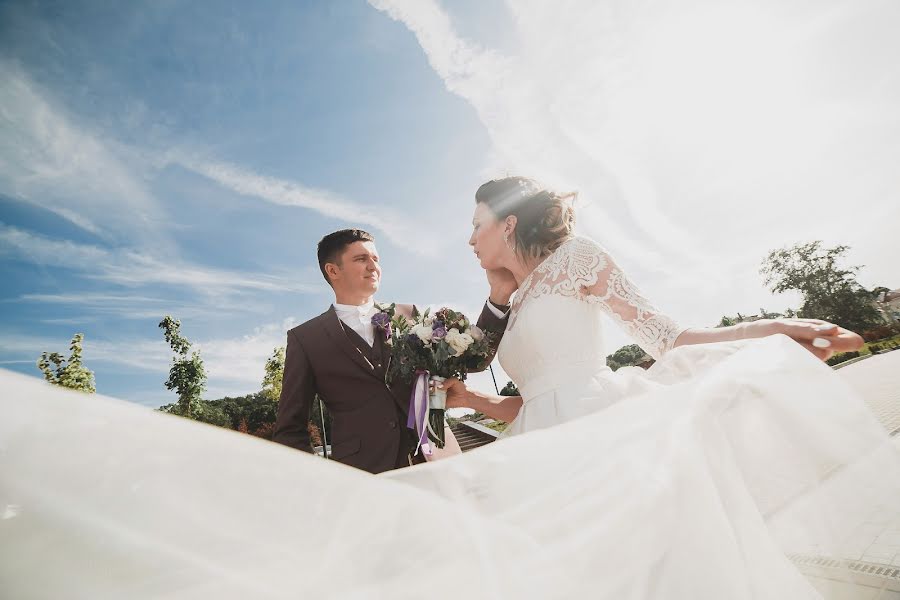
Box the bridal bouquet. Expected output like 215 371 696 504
374 305 493 453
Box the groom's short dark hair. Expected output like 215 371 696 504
317 229 375 285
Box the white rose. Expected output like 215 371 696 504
412 324 433 344
466 326 484 342
424 315 435 327
445 328 474 357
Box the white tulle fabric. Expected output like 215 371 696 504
500 236 686 436
2 299 899 597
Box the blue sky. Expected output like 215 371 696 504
2 0 899 406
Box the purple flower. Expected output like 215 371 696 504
432 319 445 330
431 325 447 340
371 312 393 342
371 312 391 328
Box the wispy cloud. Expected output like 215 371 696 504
16 293 263 321
0 61 162 243
0 60 442 259
173 156 438 255
0 223 319 296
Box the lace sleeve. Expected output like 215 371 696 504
569 237 685 359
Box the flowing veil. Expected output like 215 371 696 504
3 336 899 599
2 1 899 597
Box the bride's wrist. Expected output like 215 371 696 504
488 293 511 308
749 319 781 339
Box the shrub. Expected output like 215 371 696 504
861 324 900 342
826 351 859 366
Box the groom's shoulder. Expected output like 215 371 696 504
287 309 333 337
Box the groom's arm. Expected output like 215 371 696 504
470 267 516 371
472 300 509 372
273 329 315 453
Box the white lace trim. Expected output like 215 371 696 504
509 236 683 359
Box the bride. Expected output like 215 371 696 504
439 176 865 434
1 178 897 599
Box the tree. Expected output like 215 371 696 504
259 344 329 442
261 346 285 403
500 381 519 396
606 344 648 371
761 241 883 332
717 308 783 328
158 316 206 419
759 308 783 320
37 333 96 393
717 316 737 328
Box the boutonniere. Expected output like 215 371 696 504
371 303 396 346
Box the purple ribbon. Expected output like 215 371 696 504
407 370 432 456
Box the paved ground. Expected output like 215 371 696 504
840 351 900 438
797 351 900 597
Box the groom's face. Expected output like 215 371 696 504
330 241 381 295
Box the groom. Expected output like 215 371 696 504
273 229 513 474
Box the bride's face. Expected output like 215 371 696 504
469 203 507 270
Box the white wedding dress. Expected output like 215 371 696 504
2 236 899 599
496 235 685 436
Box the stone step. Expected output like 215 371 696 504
449 422 500 453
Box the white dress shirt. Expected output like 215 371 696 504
333 300 378 347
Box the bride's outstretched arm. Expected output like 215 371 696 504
440 378 523 423
576 238 863 361
671 319 863 361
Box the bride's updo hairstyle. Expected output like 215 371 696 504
475 176 577 260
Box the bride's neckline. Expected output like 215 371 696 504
508 235 579 324
516 235 578 293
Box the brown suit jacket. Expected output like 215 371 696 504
273 302 507 474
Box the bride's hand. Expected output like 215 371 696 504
764 318 864 361
437 377 469 409
486 267 518 306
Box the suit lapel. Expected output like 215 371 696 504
321 306 383 380
372 330 389 377
372 328 410 415
321 305 409 416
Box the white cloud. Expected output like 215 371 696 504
0 222 108 263
195 318 299 390
0 61 162 242
173 157 439 256
18 292 265 321
41 206 104 236
0 61 443 260
0 224 319 296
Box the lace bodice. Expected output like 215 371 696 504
499 236 684 401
